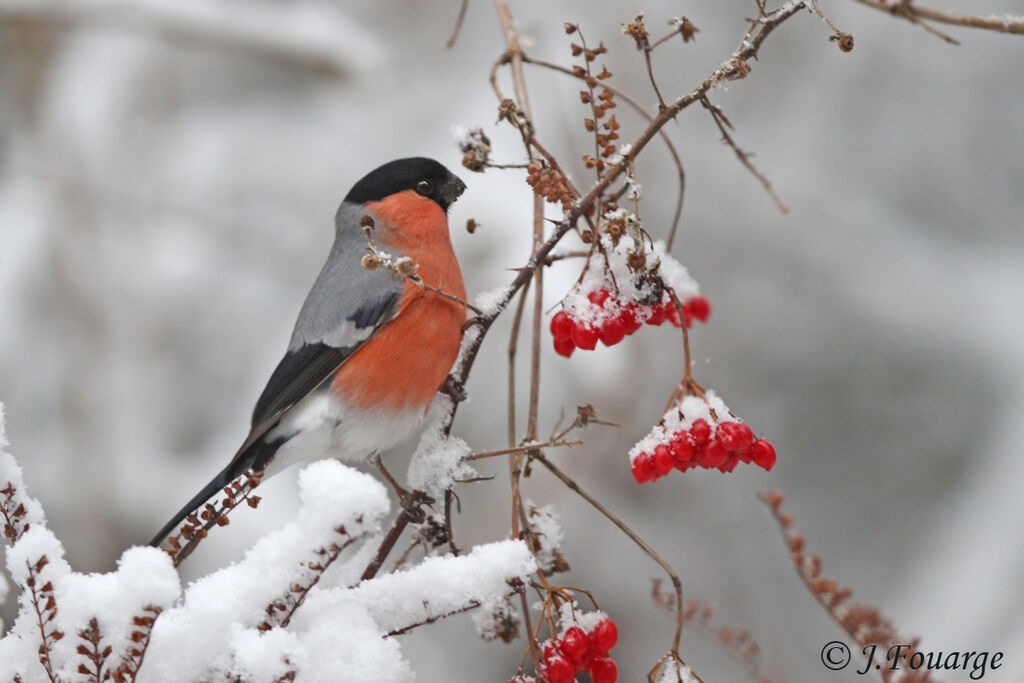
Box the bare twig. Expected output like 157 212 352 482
701 96 788 214
466 439 583 461
530 450 687 662
520 56 687 248
852 0 1024 38
446 0 471 48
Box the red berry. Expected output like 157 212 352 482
543 639 563 663
588 289 611 306
697 439 726 468
553 336 576 358
591 619 618 654
598 317 626 346
631 453 654 484
734 445 753 464
688 295 711 322
544 656 575 683
652 444 674 476
663 300 682 328
669 431 696 466
751 439 777 470
561 626 589 663
550 311 574 340
689 419 711 446
571 322 599 350
716 421 754 452
590 657 618 683
621 305 643 335
717 452 740 473
646 304 666 326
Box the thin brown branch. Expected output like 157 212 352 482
529 450 687 660
360 492 429 582
701 96 788 214
445 0 470 48
466 439 583 461
520 56 686 248
852 0 1024 37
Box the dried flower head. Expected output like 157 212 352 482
623 14 650 47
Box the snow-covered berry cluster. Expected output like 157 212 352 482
550 289 710 357
539 617 619 683
630 392 776 483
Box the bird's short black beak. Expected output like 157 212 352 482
441 174 467 211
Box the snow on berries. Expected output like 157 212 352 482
549 235 708 357
629 391 776 482
537 608 621 683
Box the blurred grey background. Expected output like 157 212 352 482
1 1 1022 681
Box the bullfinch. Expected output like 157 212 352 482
150 157 467 547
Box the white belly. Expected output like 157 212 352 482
264 389 425 478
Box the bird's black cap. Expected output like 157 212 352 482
345 157 466 213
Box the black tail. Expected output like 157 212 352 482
149 462 236 547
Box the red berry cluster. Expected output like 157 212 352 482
550 290 711 358
540 619 619 683
631 419 776 483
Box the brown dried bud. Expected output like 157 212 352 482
572 65 586 78
623 15 649 47
564 23 577 35
584 75 598 88
595 42 607 55
584 48 596 62
674 16 699 43
762 490 784 510
570 43 583 56
596 66 612 80
359 214 375 230
395 257 417 277
583 118 596 132
727 59 751 80
496 98 516 122
835 32 854 52
466 218 477 234
361 254 380 270
580 230 594 244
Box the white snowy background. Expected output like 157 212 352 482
1 0 1022 681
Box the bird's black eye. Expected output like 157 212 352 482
416 180 432 196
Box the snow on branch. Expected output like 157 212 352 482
0 407 537 683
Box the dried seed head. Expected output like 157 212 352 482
564 23 578 35
395 257 417 277
466 218 478 234
359 214 375 231
672 16 699 42
496 98 516 122
835 32 854 52
727 59 751 80
361 254 380 271
570 43 583 57
623 14 649 47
